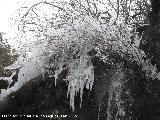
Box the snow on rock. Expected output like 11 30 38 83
0 40 47 100
0 2 160 110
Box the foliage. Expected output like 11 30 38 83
107 0 151 25
0 33 15 69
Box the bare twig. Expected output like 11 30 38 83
21 1 64 19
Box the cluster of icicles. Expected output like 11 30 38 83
0 14 159 111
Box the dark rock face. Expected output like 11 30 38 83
135 1 160 118
139 0 160 71
0 80 9 93
0 69 19 94
0 77 70 120
1 56 160 120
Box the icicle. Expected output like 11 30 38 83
98 103 101 120
107 66 126 120
53 64 63 86
65 54 95 110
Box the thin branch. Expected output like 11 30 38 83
132 12 143 18
21 1 64 19
108 0 117 13
116 0 120 20
32 9 39 17
93 0 98 16
86 0 93 16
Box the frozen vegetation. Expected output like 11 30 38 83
0 0 158 118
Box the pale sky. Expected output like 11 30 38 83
0 0 42 33
0 0 45 48
0 0 20 32
0 0 109 33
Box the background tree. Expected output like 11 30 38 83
0 33 17 92
0 33 14 69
